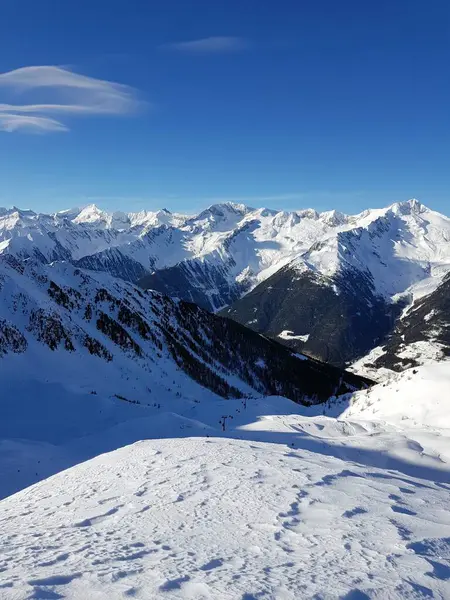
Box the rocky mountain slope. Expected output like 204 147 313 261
221 264 403 366
351 272 450 377
222 200 450 366
0 255 369 408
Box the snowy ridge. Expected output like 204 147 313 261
294 199 450 301
2 199 449 314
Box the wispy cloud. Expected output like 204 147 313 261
0 114 68 133
161 36 249 54
0 66 142 133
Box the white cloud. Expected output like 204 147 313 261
0 113 68 133
0 66 142 133
161 36 249 54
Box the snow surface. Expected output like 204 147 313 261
278 330 310 342
1 434 449 600
343 362 450 430
1 364 450 599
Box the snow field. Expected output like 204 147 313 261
1 436 449 599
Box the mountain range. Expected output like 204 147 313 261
1 198 450 371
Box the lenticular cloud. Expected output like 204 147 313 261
0 66 141 132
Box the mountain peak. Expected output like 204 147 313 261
73 204 110 226
319 209 348 226
10 206 37 218
55 206 83 220
0 207 38 227
77 203 103 215
207 202 253 214
191 202 253 225
389 198 427 216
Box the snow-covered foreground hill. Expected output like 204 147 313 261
342 362 450 429
1 364 450 599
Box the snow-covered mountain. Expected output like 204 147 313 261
1 202 450 599
0 204 189 268
0 255 368 410
3 199 447 310
1 199 450 367
222 200 450 366
298 199 450 300
351 272 450 378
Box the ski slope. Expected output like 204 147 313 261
1 364 450 599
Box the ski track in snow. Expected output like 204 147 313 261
1 415 450 599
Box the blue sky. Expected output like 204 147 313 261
1 0 449 215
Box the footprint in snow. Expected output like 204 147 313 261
98 496 120 505
391 505 417 516
74 505 123 527
200 558 224 571
342 507 368 519
389 494 402 502
392 521 413 541
159 575 190 591
407 537 450 581
38 552 70 567
28 573 82 586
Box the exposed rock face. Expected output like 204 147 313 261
221 263 404 367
